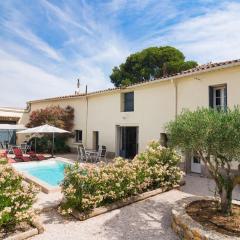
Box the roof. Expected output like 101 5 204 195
29 58 240 104
0 107 24 121
0 107 25 113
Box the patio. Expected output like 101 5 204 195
32 189 190 240
32 171 240 240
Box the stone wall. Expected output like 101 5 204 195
171 196 240 240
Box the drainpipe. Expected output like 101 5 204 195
173 79 188 174
85 86 88 147
25 102 32 113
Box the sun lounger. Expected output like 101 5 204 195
13 148 31 162
28 151 46 161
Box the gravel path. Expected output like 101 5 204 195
31 174 240 240
31 190 191 240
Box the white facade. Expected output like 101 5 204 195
2 60 240 173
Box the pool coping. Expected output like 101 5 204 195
12 157 74 194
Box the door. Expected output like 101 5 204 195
119 127 138 159
191 155 201 173
92 131 99 150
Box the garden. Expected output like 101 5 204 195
59 141 183 217
167 107 240 239
2 107 240 239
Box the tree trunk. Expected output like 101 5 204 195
219 185 233 215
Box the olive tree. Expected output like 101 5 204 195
166 108 240 215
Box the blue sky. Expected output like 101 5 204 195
1 0 240 107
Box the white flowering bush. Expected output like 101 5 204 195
60 141 183 214
0 158 38 231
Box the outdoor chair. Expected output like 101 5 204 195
26 142 32 153
96 145 107 162
13 148 31 162
4 141 9 150
90 145 107 163
20 143 28 154
77 144 91 162
80 145 92 162
76 145 87 162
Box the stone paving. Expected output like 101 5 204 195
31 190 191 240
181 174 240 201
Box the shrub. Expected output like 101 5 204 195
27 105 74 131
27 105 74 154
60 141 183 214
166 107 240 215
29 136 70 153
0 158 38 230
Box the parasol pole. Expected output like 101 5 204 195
52 132 55 157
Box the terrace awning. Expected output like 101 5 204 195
0 124 26 130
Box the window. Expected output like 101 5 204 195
160 133 168 147
193 156 201 164
75 130 82 142
209 84 227 110
123 92 134 112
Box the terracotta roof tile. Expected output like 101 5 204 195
29 59 240 103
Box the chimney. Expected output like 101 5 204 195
75 79 80 95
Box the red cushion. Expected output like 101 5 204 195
37 155 46 160
21 156 31 162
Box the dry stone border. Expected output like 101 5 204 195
4 218 44 240
72 185 181 221
171 196 240 240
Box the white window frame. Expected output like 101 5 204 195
213 86 225 110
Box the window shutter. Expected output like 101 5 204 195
224 85 227 110
209 86 213 108
124 92 134 112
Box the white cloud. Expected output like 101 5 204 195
0 0 239 108
41 0 93 35
4 22 62 61
145 2 240 63
0 50 73 107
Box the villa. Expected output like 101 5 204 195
1 59 240 176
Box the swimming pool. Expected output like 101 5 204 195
13 159 72 192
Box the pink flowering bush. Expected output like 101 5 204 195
0 158 38 230
60 141 183 214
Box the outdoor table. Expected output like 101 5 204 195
86 149 98 162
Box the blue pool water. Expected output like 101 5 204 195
13 160 70 186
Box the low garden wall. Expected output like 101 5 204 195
72 185 181 220
171 196 240 240
4 218 44 240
